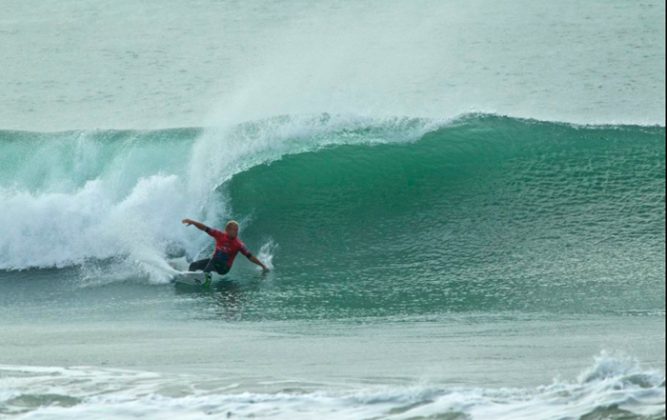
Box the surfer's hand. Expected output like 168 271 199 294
182 219 193 226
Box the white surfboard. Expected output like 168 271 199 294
172 271 226 286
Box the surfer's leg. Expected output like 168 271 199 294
188 258 211 272
210 251 230 275
202 259 217 273
201 259 221 287
213 265 230 276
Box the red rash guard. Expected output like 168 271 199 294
205 228 252 268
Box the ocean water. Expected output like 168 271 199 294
1 1 665 419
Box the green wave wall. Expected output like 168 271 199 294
0 115 664 317
227 116 665 316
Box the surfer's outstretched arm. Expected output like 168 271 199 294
247 255 269 272
182 218 208 232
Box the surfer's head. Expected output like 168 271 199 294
225 220 240 238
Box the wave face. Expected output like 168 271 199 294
0 114 664 316
227 115 665 316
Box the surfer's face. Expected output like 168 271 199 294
226 223 239 238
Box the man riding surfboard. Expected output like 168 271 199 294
182 218 269 286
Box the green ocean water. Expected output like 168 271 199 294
2 115 663 319
228 116 665 318
0 0 665 418
0 115 664 419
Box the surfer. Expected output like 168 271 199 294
181 219 269 283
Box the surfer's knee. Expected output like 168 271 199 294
214 265 230 276
188 259 208 271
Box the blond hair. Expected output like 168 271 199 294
225 220 239 229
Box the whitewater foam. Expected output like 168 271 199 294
0 352 663 419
